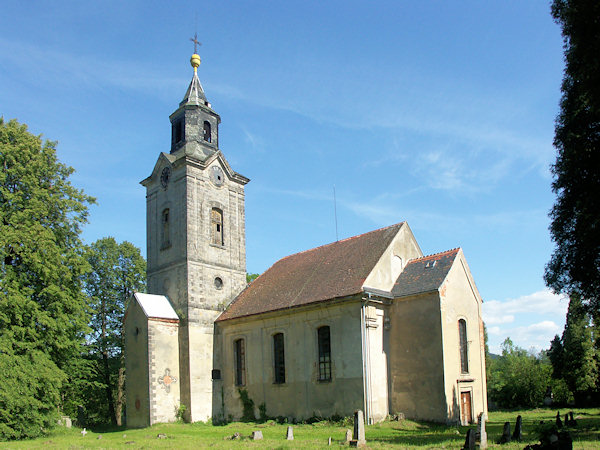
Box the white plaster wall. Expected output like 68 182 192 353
148 319 181 425
217 300 365 421
439 252 487 424
388 292 447 422
124 302 150 428
363 224 423 292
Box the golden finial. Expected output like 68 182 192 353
190 33 202 73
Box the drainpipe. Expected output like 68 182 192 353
360 297 371 424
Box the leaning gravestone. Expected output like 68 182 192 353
512 415 522 441
77 405 86 427
349 410 366 447
286 426 294 440
477 412 487 449
499 422 511 444
462 428 475 449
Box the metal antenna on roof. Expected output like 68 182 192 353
333 185 339 242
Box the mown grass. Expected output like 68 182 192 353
1 408 599 449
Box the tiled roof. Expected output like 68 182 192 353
391 248 460 298
216 223 405 322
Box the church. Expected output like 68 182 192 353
124 49 487 428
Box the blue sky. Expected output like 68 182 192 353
0 1 568 353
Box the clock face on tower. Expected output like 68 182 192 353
160 166 171 188
210 166 225 187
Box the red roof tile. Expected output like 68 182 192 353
217 223 405 321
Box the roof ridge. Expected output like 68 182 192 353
277 222 406 262
411 248 461 262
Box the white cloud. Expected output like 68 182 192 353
483 289 568 322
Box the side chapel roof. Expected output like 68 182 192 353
134 293 179 320
390 248 460 298
216 223 405 322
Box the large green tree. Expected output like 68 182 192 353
487 338 552 409
560 293 598 403
83 237 145 425
545 0 600 312
0 118 94 439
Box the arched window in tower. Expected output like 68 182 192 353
211 207 224 246
458 319 469 373
161 208 170 249
172 119 184 145
203 121 211 143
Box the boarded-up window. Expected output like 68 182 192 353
234 338 246 386
161 208 170 248
317 326 332 381
459 319 469 373
203 121 211 142
211 208 223 246
273 333 285 384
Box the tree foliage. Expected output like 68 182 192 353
545 0 600 312
82 237 146 425
0 118 94 439
487 338 551 409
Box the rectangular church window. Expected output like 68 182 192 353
234 338 246 386
273 333 285 384
317 326 332 381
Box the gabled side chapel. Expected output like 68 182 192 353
124 51 487 428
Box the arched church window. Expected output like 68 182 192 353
273 333 285 384
317 326 332 381
161 209 170 249
234 338 246 386
211 208 224 246
203 121 211 143
459 319 469 373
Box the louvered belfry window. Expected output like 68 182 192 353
234 338 246 386
459 319 469 373
317 326 332 381
273 333 285 384
211 208 223 246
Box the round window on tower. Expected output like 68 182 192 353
214 277 223 290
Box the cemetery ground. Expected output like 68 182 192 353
2 408 599 448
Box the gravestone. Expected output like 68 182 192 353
462 428 475 449
512 415 522 441
286 426 294 440
328 436 332 445
81 428 87 437
345 429 352 442
499 422 511 444
477 412 487 449
251 430 263 440
350 410 366 447
556 411 563 428
565 413 569 426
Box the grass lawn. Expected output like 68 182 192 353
1 408 599 449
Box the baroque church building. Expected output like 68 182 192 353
124 51 487 428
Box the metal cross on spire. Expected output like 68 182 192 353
190 33 202 54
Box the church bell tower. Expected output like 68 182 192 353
139 46 249 422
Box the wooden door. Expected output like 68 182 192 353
460 391 472 425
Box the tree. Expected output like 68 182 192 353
487 338 552 409
82 237 146 425
561 293 598 403
545 0 600 313
0 118 94 439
